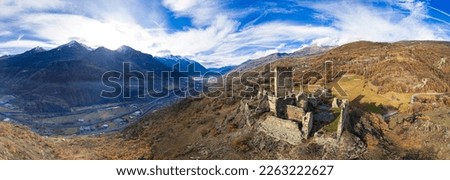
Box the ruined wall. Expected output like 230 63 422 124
257 88 267 99
259 116 303 145
337 99 349 140
274 67 293 98
268 95 296 119
268 95 277 114
297 99 309 112
332 97 339 108
301 112 313 139
286 105 305 122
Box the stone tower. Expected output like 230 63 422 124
274 67 293 98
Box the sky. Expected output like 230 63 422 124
0 0 449 67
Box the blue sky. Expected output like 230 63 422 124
0 0 449 67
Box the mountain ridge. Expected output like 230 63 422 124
231 45 335 73
0 41 208 113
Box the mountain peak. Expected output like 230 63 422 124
116 45 138 53
162 55 194 62
25 46 46 54
67 40 78 45
57 40 93 51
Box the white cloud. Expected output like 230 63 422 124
0 31 12 36
162 0 199 11
162 0 221 26
304 0 448 46
66 0 166 28
156 15 239 55
18 13 163 51
0 0 448 67
0 39 55 49
0 0 65 18
428 6 450 18
194 22 337 66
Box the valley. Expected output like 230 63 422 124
0 41 203 136
0 94 179 136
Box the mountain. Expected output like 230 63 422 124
0 41 205 113
0 55 11 60
231 45 334 73
155 55 208 75
23 47 46 54
207 65 236 74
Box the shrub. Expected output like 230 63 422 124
231 136 251 152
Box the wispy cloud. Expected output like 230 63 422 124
304 0 447 45
162 0 222 26
0 0 448 67
429 6 450 18
0 0 64 18
0 39 55 49
0 31 12 36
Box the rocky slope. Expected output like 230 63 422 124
2 95 449 160
265 41 450 93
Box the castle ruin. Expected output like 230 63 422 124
257 66 350 144
273 67 293 98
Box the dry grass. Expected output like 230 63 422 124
323 108 341 132
0 122 151 160
230 135 251 152
331 74 413 113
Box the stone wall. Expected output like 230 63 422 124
274 67 293 97
297 99 309 112
259 116 303 145
332 97 339 108
286 105 305 122
268 95 277 114
301 112 313 139
267 95 296 119
337 99 349 140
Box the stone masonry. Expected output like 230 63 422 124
257 65 352 143
332 97 339 108
274 67 293 98
260 115 303 145
286 105 305 122
301 112 313 139
268 95 296 119
337 99 349 140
